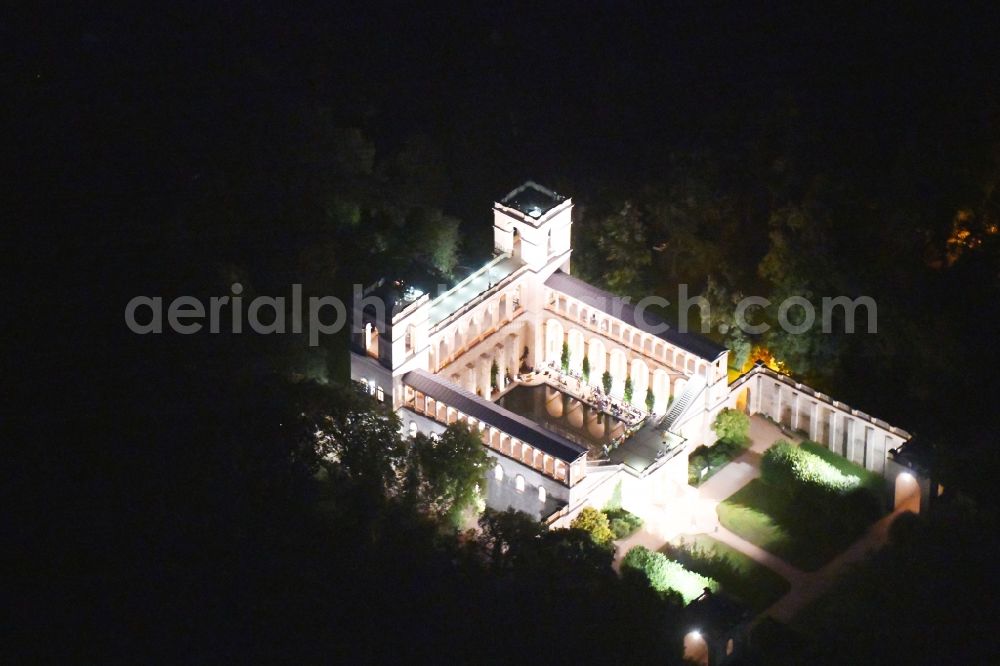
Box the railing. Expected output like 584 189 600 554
661 375 707 433
428 254 527 332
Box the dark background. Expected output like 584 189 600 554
9 2 1000 662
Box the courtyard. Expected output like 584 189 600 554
614 415 901 622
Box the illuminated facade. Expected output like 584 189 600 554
351 182 913 524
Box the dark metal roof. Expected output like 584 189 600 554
544 271 727 361
499 181 566 220
403 369 588 464
888 438 933 476
685 590 751 628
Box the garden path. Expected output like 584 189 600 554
614 415 905 624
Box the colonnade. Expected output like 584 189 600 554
402 383 578 484
545 288 721 382
743 368 909 475
429 283 523 375
543 317 685 412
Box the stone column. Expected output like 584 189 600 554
479 353 491 396
465 362 477 394
864 426 875 471
494 343 506 390
828 411 839 452
845 418 857 462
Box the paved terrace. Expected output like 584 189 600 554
427 254 522 327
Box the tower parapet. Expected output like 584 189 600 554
493 181 573 272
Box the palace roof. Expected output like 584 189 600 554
427 254 522 327
544 271 727 362
403 369 588 465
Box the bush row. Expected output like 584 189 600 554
761 441 861 493
622 546 719 604
760 441 880 534
688 437 750 485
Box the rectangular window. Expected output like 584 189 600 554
376 386 385 402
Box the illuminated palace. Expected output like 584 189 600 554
351 182 923 525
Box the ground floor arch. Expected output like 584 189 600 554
545 318 564 365
630 357 650 407
735 386 750 413
587 338 606 385
608 348 628 397
652 368 671 413
567 328 585 372
894 471 920 514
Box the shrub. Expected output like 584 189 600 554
708 448 731 468
560 341 570 373
609 518 632 539
571 506 614 544
582 355 591 382
645 389 655 412
602 370 613 394
604 507 643 539
712 408 750 444
623 376 633 403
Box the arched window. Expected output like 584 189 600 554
409 421 417 438
364 322 379 358
515 475 525 492
494 464 504 481
537 486 546 503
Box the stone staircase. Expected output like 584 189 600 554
661 375 707 433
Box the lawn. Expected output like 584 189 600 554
717 439 885 571
718 478 866 571
662 535 790 613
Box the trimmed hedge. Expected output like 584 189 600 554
622 546 718 603
798 440 882 495
761 441 861 494
662 536 791 612
760 441 880 536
